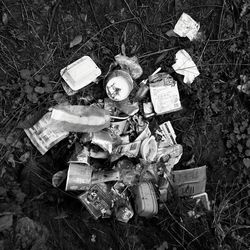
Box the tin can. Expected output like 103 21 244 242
105 70 134 101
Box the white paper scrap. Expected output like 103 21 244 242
172 49 200 84
173 13 200 41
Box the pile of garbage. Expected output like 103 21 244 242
24 13 210 223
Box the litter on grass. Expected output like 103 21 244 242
24 49 211 222
172 49 200 84
173 13 200 41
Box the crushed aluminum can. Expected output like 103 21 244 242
78 184 113 220
143 102 155 118
49 105 110 133
149 73 182 115
91 170 120 184
173 13 200 41
105 70 134 101
156 121 177 148
192 192 211 211
65 163 93 191
24 112 69 155
172 166 207 197
60 55 101 91
172 49 200 84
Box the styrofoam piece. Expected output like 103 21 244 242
60 56 101 91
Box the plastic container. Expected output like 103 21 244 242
105 70 134 101
134 182 158 217
60 56 101 91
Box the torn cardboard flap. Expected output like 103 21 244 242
172 166 207 197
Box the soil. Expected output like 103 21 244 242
0 0 250 250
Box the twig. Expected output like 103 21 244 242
47 0 61 40
88 0 101 30
139 47 179 59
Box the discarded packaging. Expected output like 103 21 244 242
106 70 134 101
50 105 110 132
65 163 93 191
60 55 101 91
134 182 158 217
52 169 67 188
135 123 151 142
172 49 200 84
192 192 211 210
172 166 207 197
156 121 177 148
149 73 182 115
110 120 127 135
78 184 113 220
115 200 134 223
24 112 69 155
115 54 143 80
69 145 90 165
173 13 200 41
143 102 155 118
140 136 157 162
91 170 120 184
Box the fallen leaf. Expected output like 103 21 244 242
166 29 179 37
24 84 33 94
2 12 8 25
34 74 42 82
20 152 30 163
157 241 169 250
20 69 32 80
52 169 67 187
42 75 49 84
0 213 13 232
7 153 15 168
243 158 250 168
70 35 82 48
34 86 45 94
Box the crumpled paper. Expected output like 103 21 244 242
172 49 200 84
173 13 200 41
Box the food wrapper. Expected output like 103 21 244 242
172 166 207 197
24 112 69 155
52 169 67 187
65 163 93 191
172 50 200 84
69 144 90 165
156 121 176 148
111 141 141 161
49 105 110 133
156 144 183 172
149 73 182 115
115 54 143 79
115 199 134 223
91 170 120 184
140 136 157 162
173 13 200 41
78 184 113 220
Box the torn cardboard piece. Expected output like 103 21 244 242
149 73 182 115
173 13 200 41
172 166 206 197
172 49 200 84
24 112 69 155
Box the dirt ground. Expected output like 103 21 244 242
0 0 250 249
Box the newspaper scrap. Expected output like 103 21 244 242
149 73 182 115
172 166 206 197
65 163 93 191
50 105 110 133
115 54 143 79
60 55 101 91
173 13 200 41
24 112 69 155
156 121 176 148
78 184 113 219
172 50 200 84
